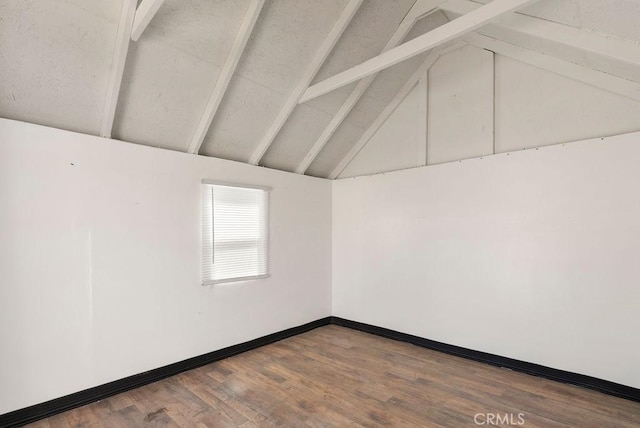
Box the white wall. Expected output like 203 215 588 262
332 131 640 389
428 45 494 164
0 119 332 414
341 48 640 178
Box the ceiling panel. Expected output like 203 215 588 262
234 0 349 95
475 23 640 83
575 0 640 42
260 104 333 172
305 120 365 178
464 0 640 42
142 0 251 65
0 0 120 135
341 83 423 178
199 0 349 162
305 0 416 115
112 0 250 151
199 74 284 162
112 39 218 151
259 0 416 173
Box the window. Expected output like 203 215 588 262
202 181 269 285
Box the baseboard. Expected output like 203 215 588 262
3 315 638 427
0 317 331 428
330 316 640 403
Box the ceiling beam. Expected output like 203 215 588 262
295 0 447 175
441 0 640 82
187 0 265 155
466 33 640 103
248 0 365 165
417 70 428 167
300 0 536 103
100 0 137 138
131 0 166 42
329 42 466 180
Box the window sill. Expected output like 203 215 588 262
202 274 270 287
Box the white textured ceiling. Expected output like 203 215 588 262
201 0 351 162
113 0 252 151
1 0 639 178
0 0 121 134
259 0 417 173
473 0 640 42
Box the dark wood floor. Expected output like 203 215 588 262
27 325 639 427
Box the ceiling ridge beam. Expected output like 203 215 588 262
441 0 640 81
466 32 640 103
300 0 535 103
187 0 265 155
100 0 137 138
248 0 365 166
295 0 448 175
329 42 466 180
131 0 166 42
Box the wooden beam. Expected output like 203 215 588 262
442 0 640 82
131 0 165 42
329 43 466 180
187 0 265 155
100 0 137 138
466 32 640 103
417 71 428 167
294 0 446 174
248 0 364 165
300 0 535 103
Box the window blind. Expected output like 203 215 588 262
202 182 269 285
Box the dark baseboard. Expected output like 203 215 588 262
330 316 640 404
0 317 331 428
3 315 638 427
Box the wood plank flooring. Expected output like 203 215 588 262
26 325 640 427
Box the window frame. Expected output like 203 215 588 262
201 179 270 286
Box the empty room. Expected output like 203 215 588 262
1 0 640 426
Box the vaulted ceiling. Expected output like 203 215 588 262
2 0 640 179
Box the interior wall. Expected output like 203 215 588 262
341 47 640 178
0 119 332 414
332 131 640 389
427 45 494 164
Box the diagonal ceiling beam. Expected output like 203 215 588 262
187 0 265 155
300 0 536 103
295 0 448 175
441 0 640 82
329 42 466 180
100 0 137 138
466 32 640 103
131 0 166 42
248 0 365 165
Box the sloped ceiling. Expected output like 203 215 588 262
0 0 122 135
113 0 254 151
1 0 639 179
474 0 640 41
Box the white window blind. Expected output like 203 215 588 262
202 182 269 285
